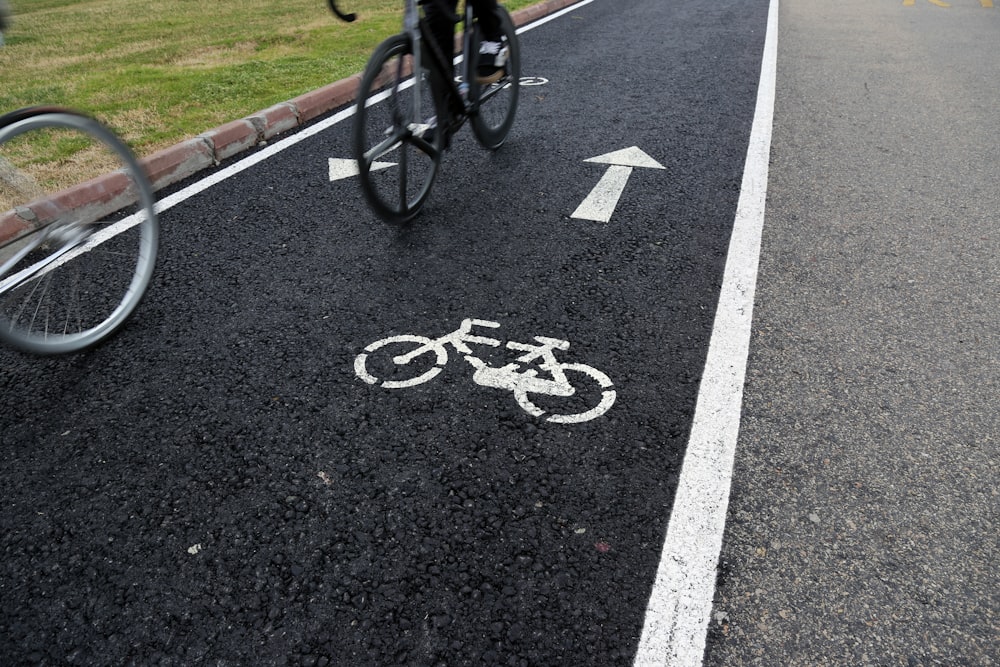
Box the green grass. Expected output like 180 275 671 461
1 0 536 158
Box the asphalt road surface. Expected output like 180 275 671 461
2 0 996 665
705 0 999 665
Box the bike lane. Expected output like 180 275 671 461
0 0 770 663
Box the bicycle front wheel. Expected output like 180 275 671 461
353 34 446 224
0 107 158 355
470 7 520 150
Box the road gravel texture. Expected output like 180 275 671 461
1 0 770 665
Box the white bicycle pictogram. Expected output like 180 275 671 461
354 318 616 424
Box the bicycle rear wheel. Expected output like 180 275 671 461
0 107 158 354
353 34 446 224
470 7 520 150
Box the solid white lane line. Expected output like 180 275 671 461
515 0 597 34
632 0 779 664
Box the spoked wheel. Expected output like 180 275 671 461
353 34 446 224
0 107 158 355
470 7 520 150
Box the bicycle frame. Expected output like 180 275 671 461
334 0 491 133
409 0 479 136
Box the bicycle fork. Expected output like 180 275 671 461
0 218 93 295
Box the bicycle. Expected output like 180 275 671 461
329 0 521 223
0 106 159 354
355 319 617 424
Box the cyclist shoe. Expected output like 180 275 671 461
477 40 508 85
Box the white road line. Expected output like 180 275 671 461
515 0 597 34
632 0 779 664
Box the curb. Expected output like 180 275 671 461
138 0 583 193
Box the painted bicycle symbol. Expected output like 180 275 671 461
354 319 616 424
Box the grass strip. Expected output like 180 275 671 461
1 0 537 158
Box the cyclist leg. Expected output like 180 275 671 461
418 0 462 148
421 0 461 61
470 0 506 84
422 0 502 61
470 0 502 40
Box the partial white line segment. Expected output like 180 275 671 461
515 0 597 34
632 0 779 664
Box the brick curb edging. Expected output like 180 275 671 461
138 0 582 192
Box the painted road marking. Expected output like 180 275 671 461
632 0 778 663
328 158 394 182
355 318 616 424
572 147 665 223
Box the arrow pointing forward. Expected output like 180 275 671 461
571 147 665 223
328 158 395 182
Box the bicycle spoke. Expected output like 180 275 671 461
352 34 443 223
364 130 406 164
0 108 158 354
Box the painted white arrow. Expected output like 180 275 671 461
571 147 665 223
328 158 395 182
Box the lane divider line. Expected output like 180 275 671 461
631 0 779 664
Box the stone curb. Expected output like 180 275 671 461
138 0 583 193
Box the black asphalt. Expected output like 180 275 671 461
0 0 770 664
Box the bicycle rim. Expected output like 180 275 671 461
0 108 158 354
353 34 444 224
470 8 520 150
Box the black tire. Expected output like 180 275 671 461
352 34 446 224
470 7 520 150
0 107 158 354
